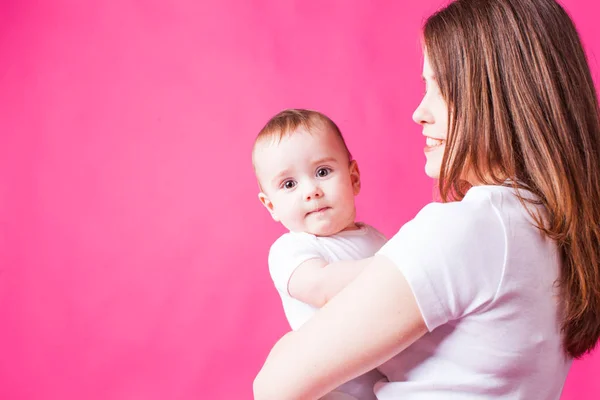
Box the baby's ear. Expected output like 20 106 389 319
258 192 279 221
349 160 361 195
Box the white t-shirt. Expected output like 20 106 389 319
375 185 572 399
269 222 388 400
269 222 387 330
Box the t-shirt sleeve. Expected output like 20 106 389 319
377 201 507 331
268 233 325 295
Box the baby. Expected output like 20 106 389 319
252 109 387 400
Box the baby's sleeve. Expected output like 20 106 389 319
268 233 325 296
377 201 507 331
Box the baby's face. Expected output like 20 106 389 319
254 126 360 236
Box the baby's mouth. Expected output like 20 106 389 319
306 207 331 217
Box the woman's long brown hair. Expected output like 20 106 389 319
424 0 600 358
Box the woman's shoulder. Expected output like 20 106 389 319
378 185 513 329
411 185 513 238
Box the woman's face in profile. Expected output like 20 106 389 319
413 51 449 179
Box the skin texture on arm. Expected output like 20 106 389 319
254 255 428 400
288 257 375 308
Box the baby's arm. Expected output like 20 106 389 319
288 257 373 308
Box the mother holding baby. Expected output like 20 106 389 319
253 0 600 399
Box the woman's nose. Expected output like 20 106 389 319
412 97 432 125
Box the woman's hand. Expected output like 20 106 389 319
253 255 427 400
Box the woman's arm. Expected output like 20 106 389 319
253 255 427 400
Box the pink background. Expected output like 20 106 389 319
1 1 598 399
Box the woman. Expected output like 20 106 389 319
253 0 600 398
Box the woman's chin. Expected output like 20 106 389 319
425 163 441 179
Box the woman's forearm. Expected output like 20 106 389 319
253 255 428 400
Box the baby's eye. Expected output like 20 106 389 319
282 180 296 190
316 168 331 178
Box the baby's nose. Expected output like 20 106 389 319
304 184 323 201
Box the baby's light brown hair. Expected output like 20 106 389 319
252 109 353 172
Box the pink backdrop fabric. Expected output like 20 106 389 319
1 1 598 399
